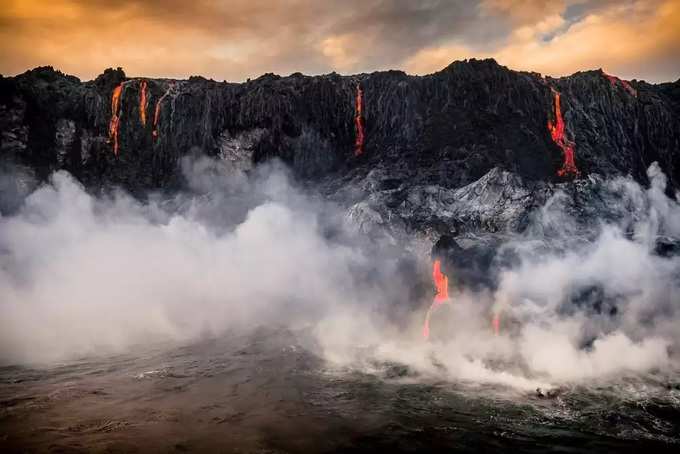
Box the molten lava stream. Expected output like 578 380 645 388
548 89 579 178
492 313 500 336
152 85 173 140
152 101 161 139
139 80 148 126
432 259 448 302
108 84 123 156
354 84 365 156
423 259 449 340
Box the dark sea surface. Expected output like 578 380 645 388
1 326 679 453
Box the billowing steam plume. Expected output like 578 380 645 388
0 159 679 394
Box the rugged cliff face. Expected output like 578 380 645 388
2 59 680 347
2 59 679 196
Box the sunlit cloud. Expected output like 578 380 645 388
0 0 677 82
404 0 680 81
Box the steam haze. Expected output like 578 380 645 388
1 158 679 392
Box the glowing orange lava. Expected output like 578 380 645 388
108 84 123 156
492 313 500 336
152 85 172 140
603 73 637 97
423 259 450 340
139 80 148 126
152 100 161 139
548 89 580 178
432 259 449 302
354 84 365 156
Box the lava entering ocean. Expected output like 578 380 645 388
603 73 637 97
423 259 449 340
108 84 123 156
139 80 149 126
432 259 449 302
354 84 365 156
548 89 580 178
492 313 500 336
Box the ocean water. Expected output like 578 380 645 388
1 326 679 453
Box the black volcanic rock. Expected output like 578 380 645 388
2 59 679 195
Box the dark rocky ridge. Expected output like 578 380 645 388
2 59 679 196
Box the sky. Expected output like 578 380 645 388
1 0 679 83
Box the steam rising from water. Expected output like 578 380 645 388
0 159 678 392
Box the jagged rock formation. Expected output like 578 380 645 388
2 59 680 317
2 59 678 195
1 58 680 270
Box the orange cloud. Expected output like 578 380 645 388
405 0 680 82
319 34 362 72
481 0 566 24
0 0 678 82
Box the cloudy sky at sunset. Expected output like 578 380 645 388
1 0 679 83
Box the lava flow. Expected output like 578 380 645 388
354 84 365 156
432 260 449 302
548 89 580 178
603 73 637 97
108 84 123 156
139 80 149 126
152 85 172 140
152 101 161 139
492 313 500 336
423 259 449 340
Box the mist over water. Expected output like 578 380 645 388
1 158 679 394
324 163 680 390
0 158 415 365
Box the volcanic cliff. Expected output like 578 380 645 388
2 59 678 191
1 59 680 244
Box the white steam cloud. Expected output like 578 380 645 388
0 158 679 392
0 159 403 363
316 163 680 390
